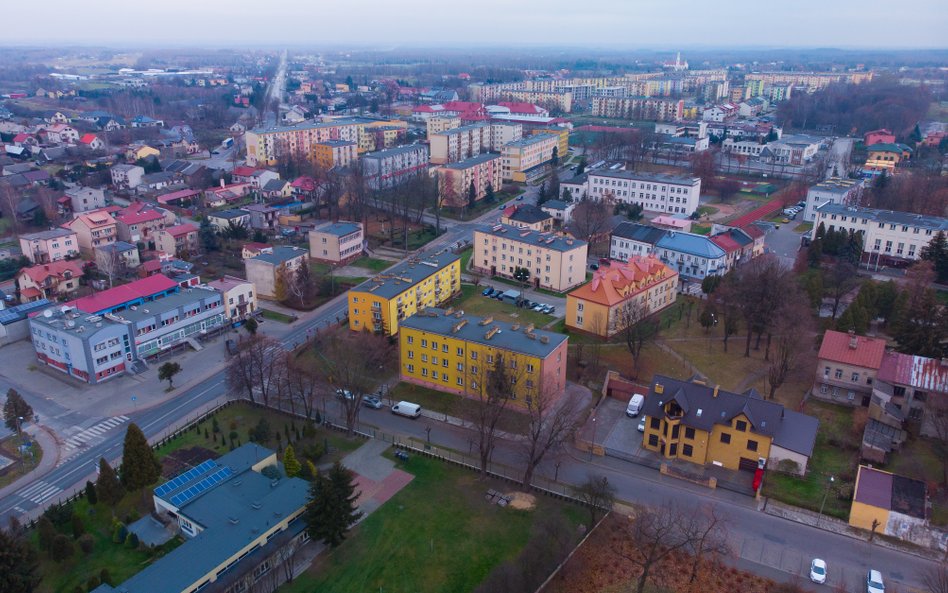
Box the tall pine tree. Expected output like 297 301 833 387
921 230 948 284
96 458 124 506
3 389 34 433
120 424 162 491
305 462 362 547
283 445 301 478
0 526 40 593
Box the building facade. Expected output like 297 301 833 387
244 246 310 300
592 97 684 121
812 330 886 407
314 140 357 169
362 144 430 190
500 133 559 182
244 117 407 166
435 153 504 208
473 224 588 292
308 221 365 264
16 260 85 302
206 275 258 323
155 223 200 257
582 171 701 216
62 211 117 256
399 308 568 407
348 252 461 335
19 228 79 264
802 178 864 222
565 257 678 337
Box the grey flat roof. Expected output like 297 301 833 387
351 251 459 300
588 170 700 186
363 144 428 159
401 307 566 359
809 178 861 194
641 375 819 457
478 224 586 252
815 203 948 231
250 246 309 265
20 228 76 241
443 153 502 169
210 209 248 220
432 123 488 136
612 222 668 244
114 288 219 324
313 221 362 237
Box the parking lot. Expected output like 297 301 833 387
459 284 566 328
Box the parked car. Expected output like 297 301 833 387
867 570 884 593
599 257 610 265
362 395 383 409
335 388 354 400
532 303 545 311
809 558 827 584
541 305 554 314
391 401 422 419
516 195 524 201
637 417 646 432
482 287 495 297
797 200 806 207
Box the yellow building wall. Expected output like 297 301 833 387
705 415 772 470
641 412 771 470
849 501 890 532
529 128 569 160
564 296 611 337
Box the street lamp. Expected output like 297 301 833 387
589 417 597 460
817 475 835 527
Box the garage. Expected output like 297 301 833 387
739 457 759 472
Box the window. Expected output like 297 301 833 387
442 359 448 367
650 417 660 430
407 364 414 373
735 420 747 432
682 444 693 457
422 368 428 377
834 369 843 379
851 372 859 382
407 350 414 359
442 344 448 353
648 434 659 447
685 427 695 440
471 351 478 360
457 362 463 371
747 440 758 452
720 433 731 444
432 342 438 350
421 339 427 348
820 384 828 394
457 347 463 356
457 377 464 386
421 354 428 363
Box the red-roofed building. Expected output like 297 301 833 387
871 351 948 439
155 223 200 257
290 176 317 198
814 330 887 406
241 242 273 260
566 256 678 337
114 202 172 246
156 188 201 207
12 133 37 148
138 259 164 277
15 260 85 302
62 210 117 256
79 133 105 150
864 129 896 146
67 274 179 314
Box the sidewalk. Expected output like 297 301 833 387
0 423 61 503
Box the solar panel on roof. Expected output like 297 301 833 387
153 460 218 497
167 466 233 507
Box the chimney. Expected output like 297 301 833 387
713 385 719 398
848 329 858 350
220 178 225 189
654 383 664 394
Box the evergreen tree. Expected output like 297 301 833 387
484 183 495 203
37 516 56 553
576 158 586 175
551 146 558 166
467 181 476 210
921 230 948 283
0 527 40 593
199 217 219 252
3 389 34 433
84 481 97 506
71 514 85 539
120 424 162 491
50 534 74 562
305 462 362 548
96 458 124 506
283 445 301 478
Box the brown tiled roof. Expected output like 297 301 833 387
817 330 886 370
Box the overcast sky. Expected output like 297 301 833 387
2 0 946 48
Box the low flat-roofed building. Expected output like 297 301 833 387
244 246 309 300
308 221 364 264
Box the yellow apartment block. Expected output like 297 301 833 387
245 116 406 166
314 139 357 169
639 376 818 475
348 251 461 335
528 127 569 162
399 308 568 408
426 116 462 140
501 133 559 182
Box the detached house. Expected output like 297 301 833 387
114 202 172 247
16 260 85 302
64 186 108 214
111 164 145 190
206 275 257 323
62 210 117 256
243 203 279 232
641 375 819 475
79 134 105 151
155 224 200 258
813 330 886 407
19 228 79 264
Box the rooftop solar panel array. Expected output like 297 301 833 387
153 459 218 497
168 466 234 507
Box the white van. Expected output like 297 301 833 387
626 394 645 417
391 401 422 419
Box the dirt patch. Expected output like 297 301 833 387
161 446 218 478
506 491 536 510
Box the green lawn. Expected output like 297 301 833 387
391 227 443 250
452 284 555 328
387 382 530 435
259 308 297 323
691 224 711 235
155 401 362 464
793 222 814 233
280 455 583 593
459 247 473 272
350 257 392 273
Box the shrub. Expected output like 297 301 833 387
71 514 85 538
51 534 74 562
77 534 95 555
99 568 113 586
776 459 801 474
112 522 128 544
125 532 140 549
43 502 74 527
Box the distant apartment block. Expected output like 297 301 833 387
362 144 430 190
501 133 559 182
244 117 407 166
435 154 503 208
314 139 357 169
426 116 462 140
592 97 684 122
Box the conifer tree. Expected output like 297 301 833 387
120 424 162 491
283 445 301 478
305 462 362 547
96 458 124 506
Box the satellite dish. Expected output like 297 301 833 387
43 309 53 318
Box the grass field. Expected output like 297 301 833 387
350 256 392 273
0 435 43 490
387 382 531 435
793 222 814 233
280 455 584 593
452 284 556 328
259 308 297 323
459 246 473 271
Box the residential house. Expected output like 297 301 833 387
260 179 292 200
114 202 172 248
138 171 176 192
19 228 79 264
290 176 318 200
111 164 145 190
64 186 108 213
62 210 117 256
232 166 280 190
849 466 928 542
655 231 727 281
865 143 913 172
203 182 252 208
155 224 200 258
863 129 896 146
207 275 258 323
125 144 160 161
308 221 364 264
435 153 503 207
92 444 308 593
207 209 251 233
473 224 588 292
130 115 164 128
79 134 104 151
566 257 678 337
348 251 461 335
95 241 141 271
540 199 575 225
811 204 948 267
241 242 273 260
243 203 279 232
16 260 85 301
244 246 309 300
41 124 80 144
813 330 886 407
156 189 202 208
640 375 819 475
500 204 553 232
399 308 568 406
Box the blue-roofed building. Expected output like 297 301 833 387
655 231 727 280
94 444 310 593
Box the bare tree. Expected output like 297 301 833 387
95 247 123 289
226 335 285 405
615 501 697 593
683 505 730 584
519 386 582 488
311 332 391 434
924 392 948 487
824 260 859 320
923 564 948 593
766 298 813 400
575 474 615 527
280 353 321 418
568 197 612 247
617 298 658 378
472 355 517 475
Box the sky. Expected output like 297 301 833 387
2 0 946 49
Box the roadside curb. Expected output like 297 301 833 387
0 423 61 501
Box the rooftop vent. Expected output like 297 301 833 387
478 316 493 326
539 335 549 344
485 327 500 340
251 501 262 510
452 320 468 333
655 383 664 394
696 408 703 417
228 517 239 525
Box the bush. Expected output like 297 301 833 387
776 459 801 475
304 443 325 461
125 532 140 549
71 514 85 538
99 568 113 586
112 522 128 544
51 533 74 562
77 534 95 555
43 502 75 528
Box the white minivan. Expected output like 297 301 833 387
391 401 422 419
626 394 645 417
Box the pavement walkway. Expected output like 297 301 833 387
0 422 61 504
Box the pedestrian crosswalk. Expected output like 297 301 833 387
15 480 63 506
62 415 130 452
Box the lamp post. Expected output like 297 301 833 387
589 417 597 460
817 475 835 527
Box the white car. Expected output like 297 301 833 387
637 417 646 432
810 558 827 584
867 570 884 593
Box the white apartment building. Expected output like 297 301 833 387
803 178 864 222
581 171 701 216
501 133 559 183
362 144 430 190
811 204 948 265
64 186 108 213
